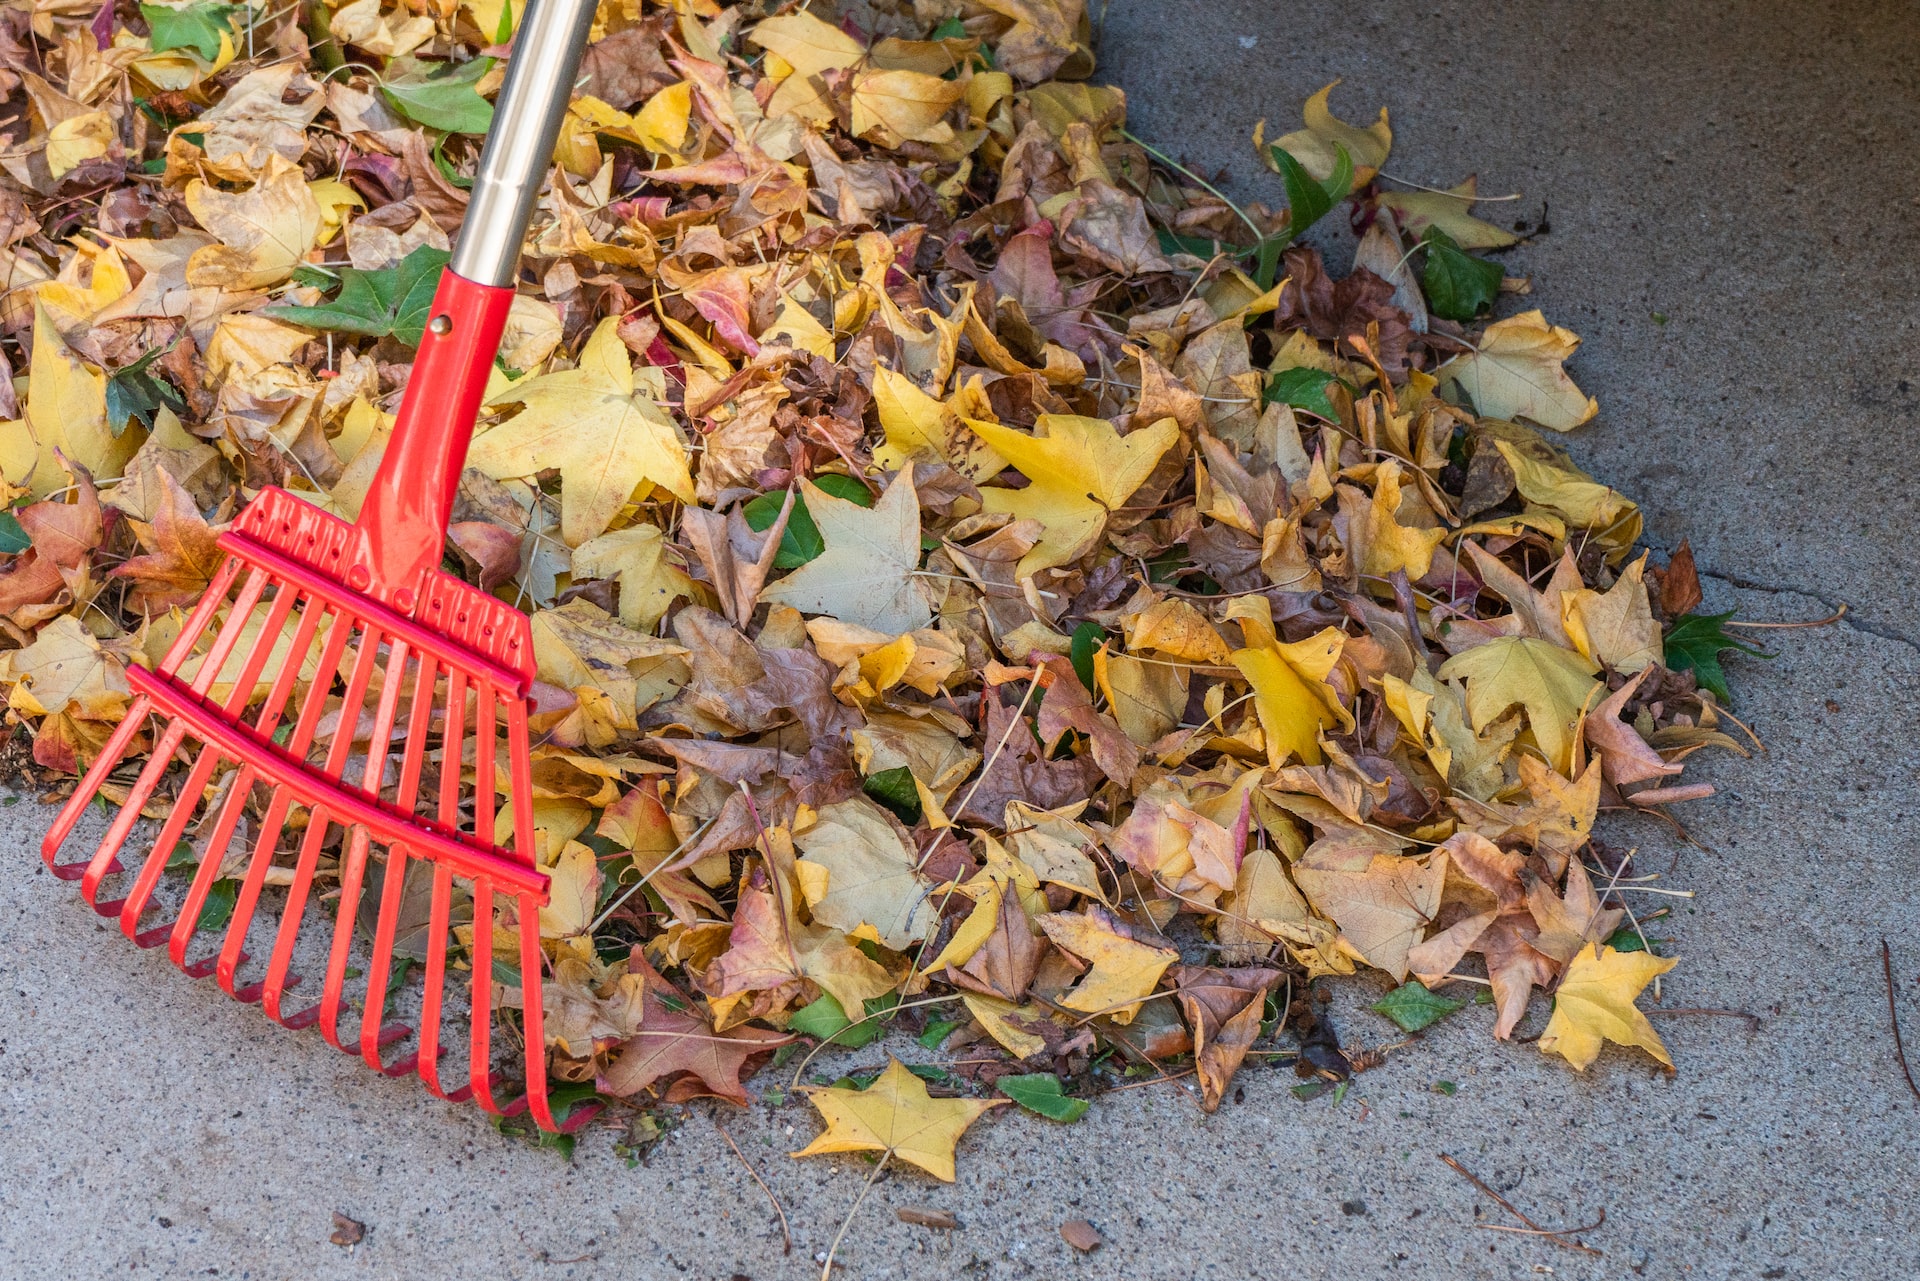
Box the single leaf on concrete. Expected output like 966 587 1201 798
1537 942 1679 1070
1372 980 1465 1033
996 1072 1089 1122
793 1056 1007 1181
1420 226 1503 321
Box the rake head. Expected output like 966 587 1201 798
43 486 586 1132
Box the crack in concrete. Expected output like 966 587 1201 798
1700 569 1920 657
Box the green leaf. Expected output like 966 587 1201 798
996 1073 1090 1123
141 1 240 60
105 347 186 438
268 245 450 347
432 133 476 190
1371 981 1465 1033
1068 622 1104 694
917 1017 962 1049
196 879 239 932
1663 610 1769 702
742 473 874 569
1432 1080 1458 1096
1420 227 1504 321
381 58 495 135
1264 366 1340 420
790 992 897 1048
1154 227 1238 260
862 765 923 826
0 510 28 555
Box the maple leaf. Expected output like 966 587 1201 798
871 366 1006 481
1561 553 1661 674
793 796 938 951
757 464 933 635
1438 636 1602 776
1225 594 1351 767
1537 943 1679 1070
569 523 696 632
1268 79 1392 184
113 465 223 613
183 156 322 291
467 315 694 546
1291 840 1444 981
793 1056 1007 1182
972 414 1180 575
1037 908 1179 1025
1443 310 1598 432
600 956 792 1105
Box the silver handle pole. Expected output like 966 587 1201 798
448 0 598 288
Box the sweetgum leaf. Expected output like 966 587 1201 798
1663 611 1769 702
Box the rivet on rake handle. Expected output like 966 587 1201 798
40 0 601 1133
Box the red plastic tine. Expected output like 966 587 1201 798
336 635 417 1061
259 608 365 1026
71 714 186 905
41 693 152 876
415 863 462 1100
466 876 501 1114
306 622 392 1047
167 578 309 967
214 591 335 998
517 905 556 1130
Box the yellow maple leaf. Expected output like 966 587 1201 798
1225 594 1350 767
570 523 695 632
793 1056 1007 1181
7 296 141 495
1268 79 1391 183
46 109 113 178
1561 553 1661 673
870 365 1005 481
1538 943 1679 1070
793 797 937 951
1443 310 1598 432
746 10 864 77
1338 458 1446 580
467 315 694 545
1437 636 1601 775
1374 177 1518 249
849 68 965 146
1290 843 1444 981
972 413 1180 575
184 156 322 291
1037 909 1178 1025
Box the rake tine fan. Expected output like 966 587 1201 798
40 0 600 1132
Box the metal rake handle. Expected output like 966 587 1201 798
349 0 598 608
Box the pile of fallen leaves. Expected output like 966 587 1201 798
0 0 1765 1175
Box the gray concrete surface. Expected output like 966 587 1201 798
5 2 1920 1278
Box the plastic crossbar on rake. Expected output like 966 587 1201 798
42 487 591 1133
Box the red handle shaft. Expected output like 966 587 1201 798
348 270 514 610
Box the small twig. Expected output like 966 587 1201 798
714 1119 791 1255
1884 940 1920 1105
819 1151 891 1281
1437 1153 1602 1256
1098 1067 1197 1096
1643 1007 1763 1033
1724 605 1847 629
1480 1209 1607 1238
